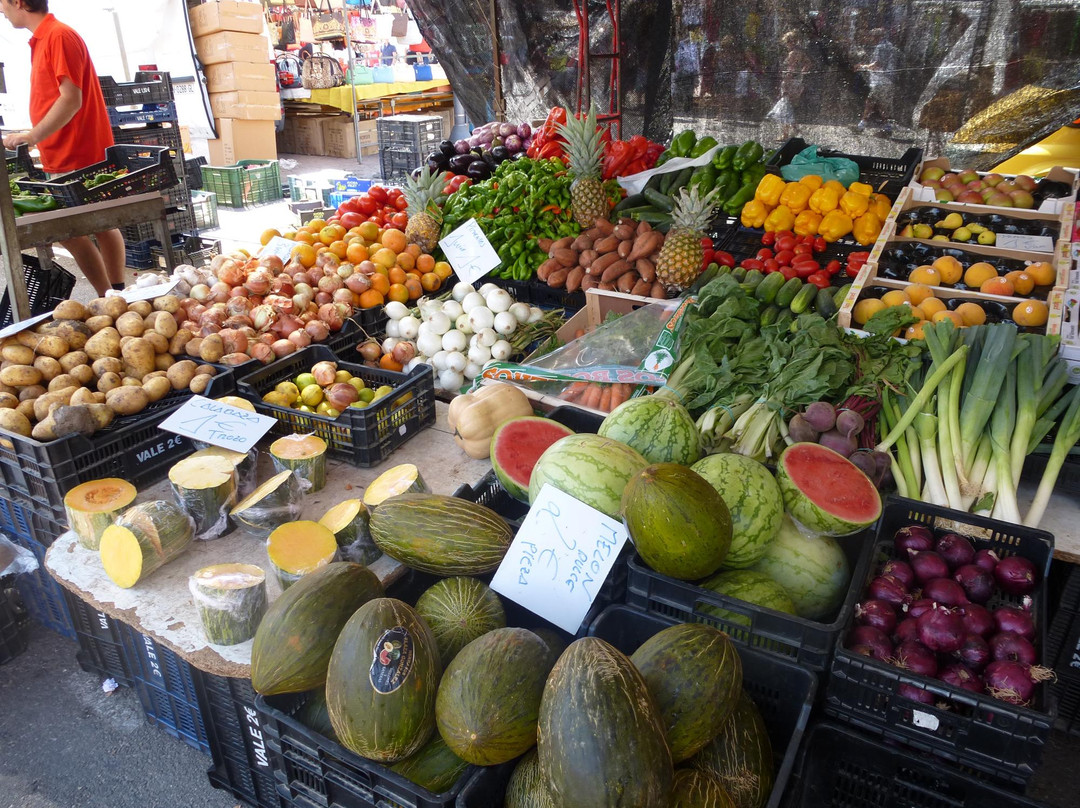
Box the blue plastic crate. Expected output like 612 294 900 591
64 590 132 685
125 239 155 269
332 176 373 194
328 190 360 209
0 499 72 639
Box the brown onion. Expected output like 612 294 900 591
190 284 211 302
392 341 416 365
318 274 344 294
250 342 275 363
245 271 271 296
219 329 248 355
326 382 359 410
199 323 222 337
227 296 253 317
345 274 371 295
315 291 333 307
271 339 296 358
258 255 285 273
358 339 382 361
209 281 232 303
287 330 312 349
312 361 338 386
216 259 246 287
333 288 354 306
305 320 330 342
221 352 251 366
318 303 344 331
223 315 254 330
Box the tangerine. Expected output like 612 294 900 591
403 277 423 299
308 219 328 231
433 261 453 280
1025 261 1055 286
905 322 927 340
388 267 408 286
369 273 391 295
358 289 385 309
372 248 398 269
396 251 416 271
387 283 410 304
260 228 281 246
379 353 404 372
405 243 422 259
346 242 369 264
291 243 317 268
931 310 965 328
381 228 407 254
420 272 442 292
358 221 379 241
329 240 349 259
293 231 316 246
416 254 436 273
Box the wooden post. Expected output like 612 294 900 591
0 60 32 321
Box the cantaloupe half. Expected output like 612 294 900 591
270 434 327 493
64 478 138 550
362 463 428 508
267 520 338 590
319 499 378 564
215 396 256 412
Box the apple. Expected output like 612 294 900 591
957 190 985 204
1014 174 1037 192
980 187 996 200
935 188 955 202
941 173 959 185
977 230 997 245
986 192 1013 207
958 170 980 184
997 180 1017 194
1009 189 1035 209
922 178 943 189
983 173 1004 187
920 166 946 182
966 179 985 191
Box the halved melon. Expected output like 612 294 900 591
64 478 138 550
169 454 237 540
191 445 258 498
189 563 267 646
319 499 378 564
100 501 194 588
270 434 327 493
215 396 256 412
267 520 338 590
490 416 575 502
776 443 882 537
363 463 428 508
230 470 303 537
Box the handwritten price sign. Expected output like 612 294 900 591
159 396 277 453
490 484 629 633
438 218 502 285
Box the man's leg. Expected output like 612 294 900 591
58 235 110 295
94 229 127 286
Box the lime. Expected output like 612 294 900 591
298 404 316 414
356 388 375 404
324 407 341 418
295 373 318 390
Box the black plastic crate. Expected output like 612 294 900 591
111 122 182 155
380 148 422 183
825 497 1055 789
484 275 586 312
235 345 435 467
585 605 816 808
329 310 387 359
202 674 282 808
64 589 132 684
151 234 220 269
186 156 207 191
17 144 177 207
625 526 877 672
0 499 72 638
719 224 868 278
1046 563 1080 736
0 574 30 665
121 203 198 244
163 182 193 209
107 101 179 127
125 238 156 269
376 115 442 151
4 143 44 179
99 72 174 107
0 254 77 328
767 138 923 200
784 722 1047 808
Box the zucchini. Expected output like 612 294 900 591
644 173 665 191
815 287 839 319
775 277 803 309
642 188 675 212
633 210 674 225
789 283 818 314
613 193 647 213
754 271 786 304
666 167 695 196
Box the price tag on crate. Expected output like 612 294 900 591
490 484 629 633
120 278 179 303
159 395 276 453
0 311 52 339
996 234 1055 252
439 218 501 286
260 236 297 263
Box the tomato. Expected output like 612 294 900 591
700 236 713 249
740 258 764 271
393 195 408 211
793 243 813 256
794 262 820 279
773 249 794 266
340 212 364 230
390 211 408 229
763 259 780 273
354 196 376 216
775 230 794 241
813 236 827 253
780 266 799 281
775 236 796 252
368 186 389 204
756 248 774 261
825 259 842 276
805 272 831 289
760 231 776 246
713 250 735 268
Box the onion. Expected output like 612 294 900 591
954 564 994 604
216 259 246 287
893 640 939 677
908 550 950 585
398 317 420 341
881 559 915 589
454 139 470 154
906 598 935 619
895 617 919 644
803 401 836 432
990 632 1037 666
960 603 995 637
270 339 296 358
318 303 344 331
442 300 465 320
983 660 1037 705
250 342 275 364
190 283 212 302
312 361 337 386
939 663 984 694
326 383 359 410
993 603 1035 640
358 340 382 362
954 632 991 671
392 341 416 366
244 272 270 296
867 575 910 607
917 605 966 653
305 320 330 342
846 625 892 661
922 578 969 608
899 684 935 704
935 533 976 570
894 525 935 556
287 329 312 350
856 600 898 634
994 556 1038 596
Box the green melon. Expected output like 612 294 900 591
622 463 732 580
531 627 567 664
537 637 672 808
491 416 575 502
326 598 440 763
670 769 737 808
505 749 555 808
251 563 384 695
630 623 743 763
297 688 336 740
435 627 554 765
598 394 701 465
389 732 471 794
528 434 648 519
699 570 796 628
415 577 506 667
691 453 784 569
751 514 851 621
690 691 774 808
776 442 882 537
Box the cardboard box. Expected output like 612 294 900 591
207 118 277 165
356 118 377 147
194 31 269 65
204 61 276 93
189 0 264 36
321 118 356 159
909 160 1078 215
1061 344 1080 384
291 116 327 156
209 90 280 121
1062 287 1080 347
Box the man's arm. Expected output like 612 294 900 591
3 77 82 148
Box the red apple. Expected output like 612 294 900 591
997 180 1017 194
941 173 959 184
1008 189 1035 209
921 166 946 182
958 170 980 184
1014 174 1037 192
986 192 1012 207
935 188 956 202
922 178 943 189
983 173 1004 187
957 190 985 204
966 179 985 191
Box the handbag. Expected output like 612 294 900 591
429 61 447 82
347 64 374 85
301 53 345 89
372 64 394 83
277 54 302 88
390 12 408 38
312 0 347 42
392 59 414 83
412 63 432 82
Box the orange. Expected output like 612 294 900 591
931 310 965 328
416 253 435 273
405 243 422 259
396 251 416 271
919 297 947 317
881 289 911 308
955 302 987 326
908 305 926 321
433 261 453 280
908 265 941 286
381 228 407 254
906 284 935 306
387 283 410 304
1013 299 1049 328
905 322 927 340
358 221 379 241
372 248 398 269
318 226 339 246
308 219 327 231
369 273 390 295
379 353 404 372
329 240 348 259
932 255 963 285
388 266 408 286
1025 261 1056 287
260 228 281 246
358 289 385 309
404 277 423 299
293 231 316 246
296 226 314 237
980 277 1014 297
1004 271 1035 296
346 242 369 264
852 298 886 326
291 243 317 268
420 272 442 292
963 262 998 289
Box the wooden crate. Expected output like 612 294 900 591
909 160 1077 215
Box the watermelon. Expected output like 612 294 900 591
491 416 575 502
670 769 737 808
776 443 881 537
623 463 732 581
528 434 648 520
415 577 506 667
598 394 701 465
691 453 783 569
699 570 796 628
751 515 851 621
690 691 774 808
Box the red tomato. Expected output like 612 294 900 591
780 266 799 281
825 259 842 276
773 249 795 266
813 236 827 253
805 272 831 289
340 212 364 230
393 195 408 211
740 258 764 271
368 186 389 204
775 230 794 241
713 250 735 268
793 243 813 256
775 236 797 252
356 196 378 215
763 259 780 273
756 248 774 261
760 231 776 246
794 262 820 279
390 211 408 229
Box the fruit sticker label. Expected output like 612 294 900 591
369 626 414 694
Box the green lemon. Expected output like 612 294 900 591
295 373 318 390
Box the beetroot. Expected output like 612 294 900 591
895 617 919 644
847 625 892 661
908 550 950 585
855 600 898 635
868 575 910 607
906 598 935 619
989 632 1037 666
994 556 1038 596
898 684 935 704
935 533 975 570
993 603 1035 641
894 525 934 556
917 605 966 654
953 564 994 604
973 548 1000 574
922 578 970 608
939 663 984 694
984 660 1037 705
954 633 990 671
881 559 915 589
893 641 939 677
960 603 995 637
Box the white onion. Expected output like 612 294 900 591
427 311 452 336
403 357 424 373
445 351 467 373
419 298 443 319
384 318 401 338
441 300 464 320
478 282 500 297
464 361 483 380
384 301 410 321
508 302 532 324
468 307 495 332
467 343 491 365
455 313 474 335
527 306 545 323
431 350 449 371
493 311 518 336
397 316 420 341
381 336 401 354
439 368 465 392
442 329 468 353
452 282 474 302
490 339 513 361
478 327 499 348
416 331 443 358
486 289 513 313
461 292 487 313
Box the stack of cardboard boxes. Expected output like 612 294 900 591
189 1 279 165
279 115 378 160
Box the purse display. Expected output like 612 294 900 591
301 53 346 89
312 0 348 42
346 64 374 85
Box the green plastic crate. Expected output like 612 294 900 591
200 160 282 208
191 190 219 230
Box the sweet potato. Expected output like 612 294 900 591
631 278 652 297
600 260 633 284
536 259 559 282
627 232 663 263
552 248 578 268
547 268 569 289
549 236 574 252
593 218 615 235
566 267 585 293
572 234 595 252
613 224 636 240
589 252 621 277
579 249 598 268
617 272 639 293
617 240 633 259
650 282 667 299
581 275 600 291
593 236 619 254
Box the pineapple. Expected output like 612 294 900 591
403 166 444 254
655 186 720 294
558 107 608 227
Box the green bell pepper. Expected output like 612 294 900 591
731 140 765 171
712 144 737 170
670 130 697 158
688 136 718 158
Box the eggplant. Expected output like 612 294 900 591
466 160 492 180
481 150 499 170
512 150 528 161
448 153 478 174
439 140 457 158
426 151 449 172
489 145 510 164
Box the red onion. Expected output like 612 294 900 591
973 548 1000 574
922 578 969 608
935 533 975 570
899 684 935 704
906 598 935 619
893 641 938 677
939 663 984 694
984 660 1037 706
990 632 1037 666
994 556 1038 597
894 525 935 556
881 559 915 589
960 603 995 637
908 550 950 585
847 625 893 661
953 565 994 604
954 633 990 671
856 600 898 635
894 618 919 644
993 602 1035 641
917 605 966 653
868 575 911 607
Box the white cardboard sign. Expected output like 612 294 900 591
120 278 179 303
0 311 52 339
159 395 276 453
438 218 502 285
260 236 297 263
490 484 629 633
996 234 1055 253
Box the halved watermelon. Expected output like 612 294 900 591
776 443 882 537
491 416 575 502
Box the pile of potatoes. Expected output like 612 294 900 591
0 295 219 442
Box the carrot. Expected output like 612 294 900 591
580 383 603 410
562 381 589 402
609 383 631 410
599 385 613 412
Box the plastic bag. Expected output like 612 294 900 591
188 564 268 646
780 145 860 186
0 535 38 576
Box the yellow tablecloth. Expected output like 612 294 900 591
306 80 451 113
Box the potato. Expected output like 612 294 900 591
85 315 113 333
195 364 218 377
14 331 41 350
115 311 145 337
31 415 56 442
167 360 197 390
142 376 172 402
143 370 167 380
1 345 35 364
105 386 150 416
69 387 97 406
189 373 212 394
16 399 36 422
51 405 97 438
0 408 32 437
59 351 89 372
121 338 155 379
154 353 175 372
152 295 181 314
121 377 143 387
142 331 169 355
96 372 122 393
33 387 76 421
85 328 121 360
18 384 45 402
127 300 152 318
145 311 177 340
85 403 113 430
32 335 69 359
92 357 123 377
0 392 17 409
169 329 193 356
47 374 79 393
38 320 90 350
88 296 127 320
52 300 88 321
32 356 62 382
0 365 42 387
68 365 94 387
185 337 202 358
0 383 17 397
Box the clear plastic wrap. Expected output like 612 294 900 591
0 535 39 577
230 470 305 539
188 563 268 646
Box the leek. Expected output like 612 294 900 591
876 345 968 453
1009 335 1040 486
916 411 948 506
989 360 1020 524
958 325 1016 473
1025 383 1080 528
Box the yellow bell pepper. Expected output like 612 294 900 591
779 182 812 214
798 174 824 191
763 205 796 233
849 181 874 197
853 211 883 245
839 190 869 218
819 209 854 242
823 179 847 199
754 174 786 207
793 209 822 238
808 186 839 216
741 199 770 228
871 193 892 220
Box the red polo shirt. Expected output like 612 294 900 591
29 14 113 174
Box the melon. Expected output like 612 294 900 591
776 443 881 537
528 434 648 520
490 416 575 502
699 570 797 628
751 514 851 621
505 748 555 808
414 577 506 667
389 733 471 794
598 394 701 465
690 691 774 808
64 478 137 551
691 453 783 569
670 769 737 808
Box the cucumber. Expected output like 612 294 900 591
644 174 665 192
633 211 674 225
613 193 647 213
834 283 853 307
731 267 747 282
642 188 675 212
789 283 818 314
816 287 839 319
759 304 780 326
741 269 765 291
754 271 786 304
775 277 803 308
666 167 695 196
689 266 719 294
